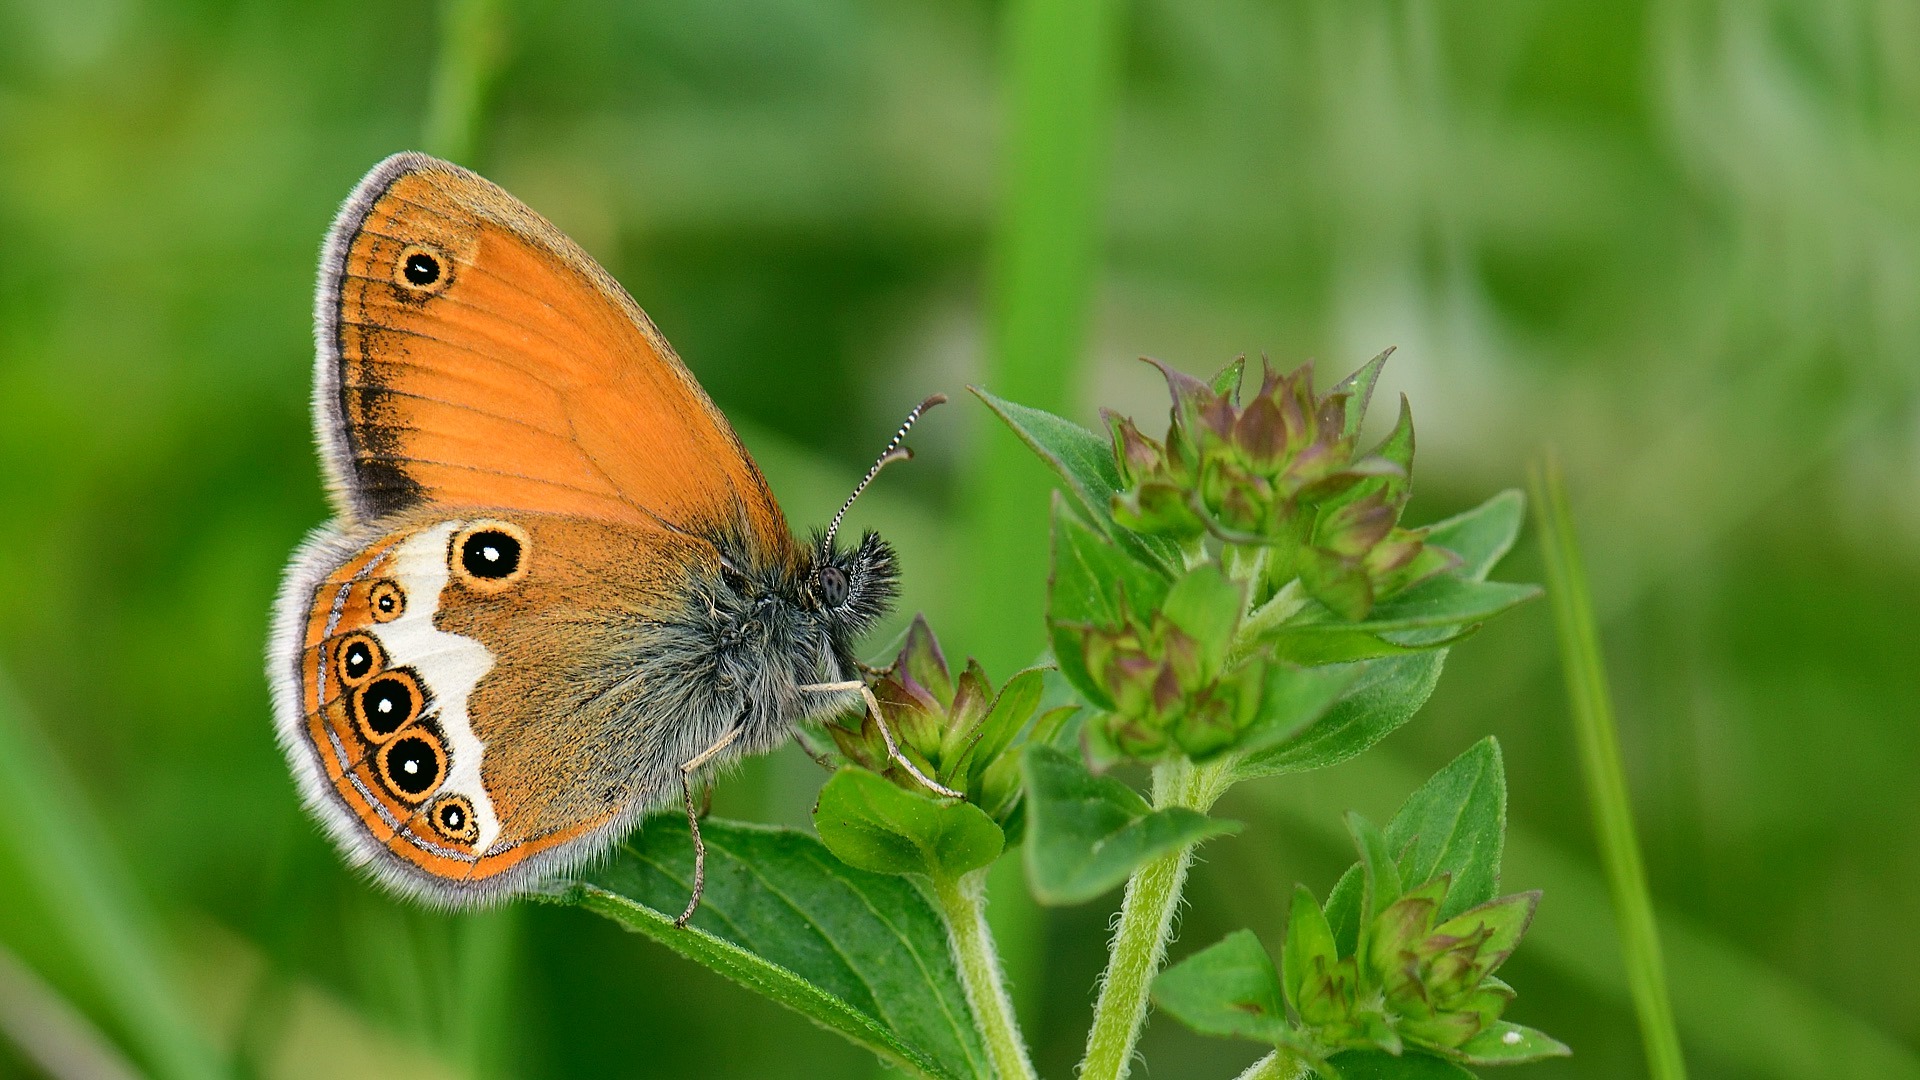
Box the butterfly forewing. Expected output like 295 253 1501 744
319 152 793 563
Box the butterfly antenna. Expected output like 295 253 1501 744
822 394 946 555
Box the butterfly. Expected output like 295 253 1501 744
268 152 949 923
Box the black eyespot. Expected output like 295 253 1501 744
817 565 849 607
370 580 405 621
461 529 520 580
403 251 440 286
334 632 382 687
430 793 479 843
378 734 444 799
353 671 421 740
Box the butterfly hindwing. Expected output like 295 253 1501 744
271 507 738 901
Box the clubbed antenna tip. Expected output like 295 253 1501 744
822 394 946 554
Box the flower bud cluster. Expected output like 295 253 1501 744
1290 875 1540 1058
1061 596 1264 762
1107 356 1454 620
830 616 1065 824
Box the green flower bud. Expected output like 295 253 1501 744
828 616 1066 824
1105 352 1455 620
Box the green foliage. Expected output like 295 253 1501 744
547 356 1545 1080
974 388 1180 574
1150 929 1291 1044
1324 739 1509 948
1019 745 1239 904
1153 743 1568 1075
814 768 1004 880
828 616 1064 825
570 819 991 1080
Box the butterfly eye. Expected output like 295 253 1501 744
429 793 479 844
352 668 423 743
816 565 850 607
450 521 530 594
394 244 450 294
334 632 384 687
369 580 405 622
376 729 446 803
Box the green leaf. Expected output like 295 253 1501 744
973 386 1122 511
1371 395 1415 475
1284 578 1540 636
1152 929 1292 1043
1330 348 1393 438
1211 355 1247 402
951 667 1047 791
569 818 991 1080
1282 885 1338 1014
1262 626 1463 666
1324 1049 1480 1079
1049 503 1173 706
1163 563 1245 671
1231 652 1447 782
1237 664 1360 758
1021 744 1240 904
1323 863 1365 958
974 387 1179 570
1348 812 1402 931
1388 738 1506 920
1452 1022 1572 1064
1425 490 1524 582
1324 739 1509 951
814 768 1005 880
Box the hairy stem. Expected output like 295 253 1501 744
1234 1051 1311 1080
932 871 1036 1080
1079 756 1234 1080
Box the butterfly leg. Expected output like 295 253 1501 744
674 726 743 928
800 681 963 799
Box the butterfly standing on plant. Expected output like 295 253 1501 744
268 152 952 924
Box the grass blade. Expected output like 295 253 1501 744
424 0 509 165
1529 453 1687 1080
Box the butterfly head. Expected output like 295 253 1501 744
803 393 940 638
807 529 898 635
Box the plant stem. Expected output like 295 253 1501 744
962 0 1123 674
1079 756 1234 1080
1234 1050 1311 1080
424 0 509 164
1529 454 1688 1080
931 871 1036 1080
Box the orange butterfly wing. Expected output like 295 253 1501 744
317 152 791 562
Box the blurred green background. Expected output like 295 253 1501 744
1 1 1916 1077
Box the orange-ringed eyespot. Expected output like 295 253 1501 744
429 793 479 843
369 579 405 622
351 669 421 743
461 530 520 579
376 731 445 802
394 244 450 295
334 632 382 687
403 252 440 286
449 520 530 594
